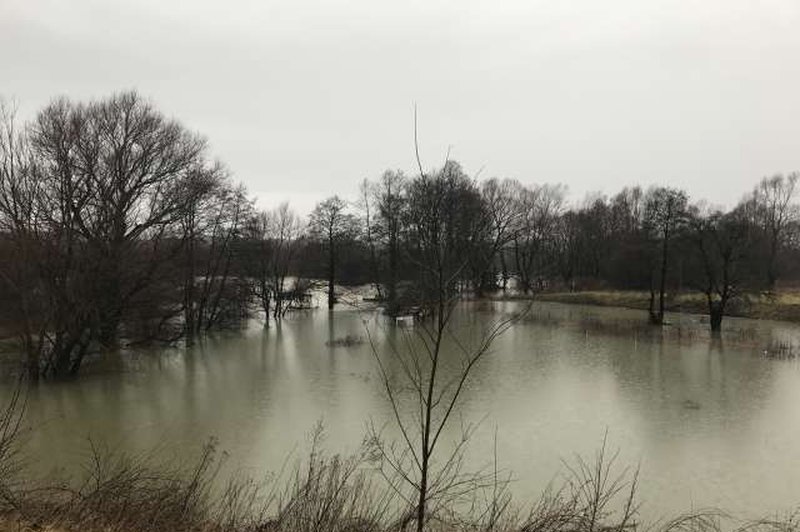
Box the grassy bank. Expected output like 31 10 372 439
509 290 800 324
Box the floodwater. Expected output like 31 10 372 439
3 300 800 520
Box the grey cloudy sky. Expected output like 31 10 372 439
2 0 799 213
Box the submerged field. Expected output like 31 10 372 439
525 289 800 323
0 300 798 525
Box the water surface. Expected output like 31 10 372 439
5 301 800 520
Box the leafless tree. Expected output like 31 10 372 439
643 187 688 325
268 204 305 318
608 186 645 236
480 178 520 291
308 196 359 310
511 183 566 294
60 92 210 345
552 210 582 291
0 92 221 377
182 178 252 340
373 169 407 311
367 154 525 532
0 97 97 378
0 99 47 379
358 179 383 301
745 173 798 290
247 202 305 324
686 204 754 333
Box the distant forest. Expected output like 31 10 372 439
1 92 798 379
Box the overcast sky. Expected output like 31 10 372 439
2 0 799 213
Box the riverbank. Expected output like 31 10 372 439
495 289 800 323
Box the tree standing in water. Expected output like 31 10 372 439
309 196 358 310
686 204 754 333
368 156 525 532
643 187 687 325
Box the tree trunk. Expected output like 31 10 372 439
264 289 272 327
648 273 661 325
25 342 39 383
369 243 382 301
658 228 669 324
98 244 124 347
69 340 90 375
388 230 398 310
52 342 74 379
98 314 121 347
500 251 509 291
416 454 428 532
767 238 778 291
648 289 657 324
513 240 530 294
709 300 724 334
328 238 335 310
184 223 197 342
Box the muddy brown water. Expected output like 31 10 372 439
3 300 800 520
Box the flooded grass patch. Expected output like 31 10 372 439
512 299 800 360
325 334 366 348
507 290 800 324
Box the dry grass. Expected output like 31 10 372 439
0 428 398 532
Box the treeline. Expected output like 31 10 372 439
1 92 798 379
352 172 800 332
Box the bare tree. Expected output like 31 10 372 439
268 204 305 318
686 204 754 333
247 202 305 324
182 178 252 340
374 170 407 312
480 178 520 292
368 159 524 532
746 173 798 290
0 92 220 377
62 92 210 346
0 99 48 379
553 211 582 291
643 187 687 325
308 196 359 310
511 183 566 294
0 97 97 378
608 186 645 236
358 179 383 301
577 196 611 279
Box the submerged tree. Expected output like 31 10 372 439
686 205 754 333
182 178 251 340
643 187 687 325
0 92 225 378
373 170 407 311
357 179 383 301
308 196 359 310
246 202 304 324
744 173 798 290
368 158 524 532
403 161 494 304
0 99 51 379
